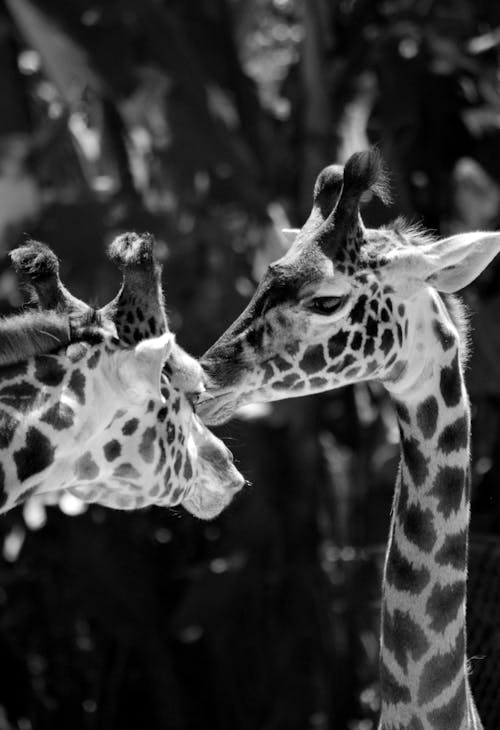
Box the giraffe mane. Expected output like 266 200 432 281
384 217 438 247
0 309 105 368
383 217 471 363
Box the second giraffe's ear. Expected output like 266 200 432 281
166 342 205 396
382 231 500 296
117 332 173 403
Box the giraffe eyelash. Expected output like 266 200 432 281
307 295 349 316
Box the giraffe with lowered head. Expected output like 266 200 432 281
0 233 244 517
198 149 495 729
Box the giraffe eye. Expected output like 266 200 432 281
309 296 347 315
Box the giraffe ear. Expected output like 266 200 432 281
166 342 205 395
422 232 500 292
117 332 173 403
382 231 500 296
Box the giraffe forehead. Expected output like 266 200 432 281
290 228 401 288
270 246 349 297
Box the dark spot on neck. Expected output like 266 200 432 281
416 396 438 439
382 607 429 673
417 631 465 705
386 541 430 593
380 660 411 705
430 466 466 517
14 427 55 482
427 679 466 730
435 530 467 571
437 416 468 453
402 436 429 486
440 352 461 408
402 503 437 552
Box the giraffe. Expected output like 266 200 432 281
0 234 244 517
197 149 499 729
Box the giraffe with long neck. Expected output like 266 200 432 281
0 234 244 517
381 293 477 729
198 150 499 728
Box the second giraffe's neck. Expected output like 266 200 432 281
380 332 478 729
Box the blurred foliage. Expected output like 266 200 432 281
0 0 500 728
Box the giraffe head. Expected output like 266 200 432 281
57 330 244 518
4 238 244 518
199 149 500 424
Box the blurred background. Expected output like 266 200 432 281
0 0 500 728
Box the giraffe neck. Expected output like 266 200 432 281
380 333 478 730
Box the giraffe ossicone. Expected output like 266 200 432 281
199 148 498 729
0 234 244 518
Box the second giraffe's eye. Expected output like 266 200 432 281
309 296 347 315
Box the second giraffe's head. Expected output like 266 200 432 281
199 149 500 424
8 237 244 519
